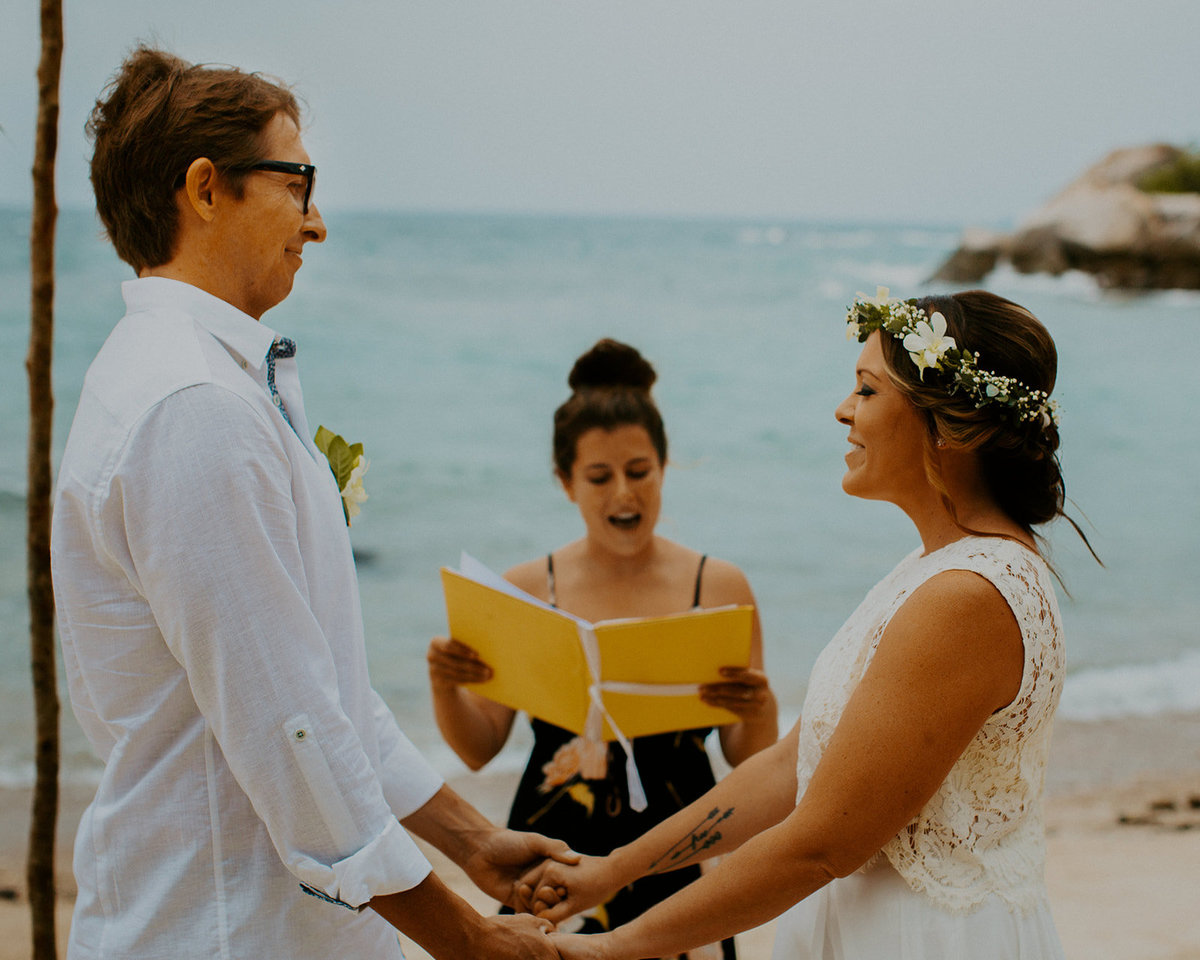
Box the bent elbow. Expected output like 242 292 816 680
459 750 494 772
818 845 874 882
798 840 873 884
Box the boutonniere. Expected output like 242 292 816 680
314 425 369 525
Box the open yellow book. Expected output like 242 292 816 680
440 554 754 741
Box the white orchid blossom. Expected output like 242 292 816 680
902 311 956 377
340 455 369 522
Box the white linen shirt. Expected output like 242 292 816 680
52 277 443 959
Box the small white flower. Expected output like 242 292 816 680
902 311 956 376
846 320 861 341
340 455 369 522
856 285 892 307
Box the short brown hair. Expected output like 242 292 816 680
88 45 300 272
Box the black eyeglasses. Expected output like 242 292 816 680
173 159 317 213
249 160 317 214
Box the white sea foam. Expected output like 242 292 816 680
736 225 788 246
985 264 1106 300
1059 650 1200 721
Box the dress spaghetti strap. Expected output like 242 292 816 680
692 554 707 608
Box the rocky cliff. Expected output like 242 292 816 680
932 144 1200 290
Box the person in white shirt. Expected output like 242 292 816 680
51 45 572 960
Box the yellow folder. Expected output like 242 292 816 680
440 559 754 741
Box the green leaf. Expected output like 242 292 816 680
314 425 359 490
315 425 361 526
314 425 336 457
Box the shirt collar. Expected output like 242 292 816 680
121 276 286 373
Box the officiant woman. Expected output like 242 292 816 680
427 338 779 959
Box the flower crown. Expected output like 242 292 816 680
845 287 1060 428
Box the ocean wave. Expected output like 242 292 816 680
985 265 1106 300
983 265 1200 308
736 225 789 247
1059 650 1200 721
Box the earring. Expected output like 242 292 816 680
935 437 947 449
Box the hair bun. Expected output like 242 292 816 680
568 339 657 393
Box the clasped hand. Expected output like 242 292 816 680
466 826 581 910
513 851 612 924
511 854 621 960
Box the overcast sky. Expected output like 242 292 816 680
2 0 1197 224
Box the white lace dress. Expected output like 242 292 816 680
772 537 1066 960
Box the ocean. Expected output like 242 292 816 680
1 207 1197 786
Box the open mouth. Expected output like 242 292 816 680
608 512 641 530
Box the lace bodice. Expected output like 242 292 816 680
795 536 1064 913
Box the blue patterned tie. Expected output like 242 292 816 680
266 337 297 427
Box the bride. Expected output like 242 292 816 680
531 289 1094 959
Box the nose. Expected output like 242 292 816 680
303 202 328 244
835 388 854 424
835 392 854 426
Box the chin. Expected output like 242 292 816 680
841 473 872 500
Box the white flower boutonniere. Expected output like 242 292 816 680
314 425 369 526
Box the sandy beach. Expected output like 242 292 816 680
2 711 1198 960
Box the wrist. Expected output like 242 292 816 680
429 675 463 694
604 923 639 960
606 841 647 889
371 873 490 954
402 785 495 866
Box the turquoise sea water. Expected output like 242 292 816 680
1 208 1197 783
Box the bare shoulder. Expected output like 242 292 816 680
696 555 756 607
895 569 1019 643
876 569 1023 709
503 556 552 602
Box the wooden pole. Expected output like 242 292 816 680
27 0 64 956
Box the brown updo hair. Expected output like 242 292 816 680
876 290 1073 538
552 339 668 477
88 45 300 273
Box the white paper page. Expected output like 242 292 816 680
456 551 592 627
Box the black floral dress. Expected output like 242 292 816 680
503 555 737 960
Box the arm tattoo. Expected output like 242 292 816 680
647 807 735 874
